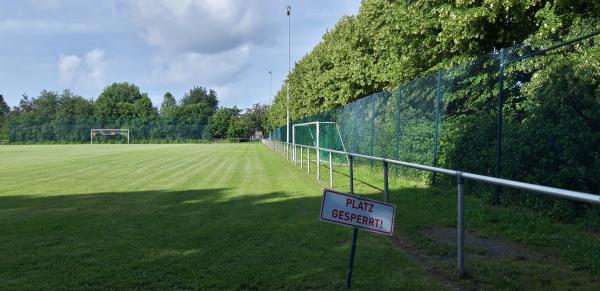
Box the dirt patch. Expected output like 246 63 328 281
428 227 530 260
391 227 537 290
391 235 464 290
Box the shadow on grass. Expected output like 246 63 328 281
0 188 435 290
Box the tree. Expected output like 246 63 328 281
227 117 250 138
16 94 34 113
0 94 9 141
0 94 9 117
95 82 157 119
209 107 240 138
174 103 214 125
180 86 218 110
33 90 60 118
56 90 94 117
268 0 600 126
160 92 177 116
243 103 269 136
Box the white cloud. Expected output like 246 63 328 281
128 0 275 53
128 0 278 91
58 49 107 88
151 46 250 85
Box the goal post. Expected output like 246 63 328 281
90 129 130 144
292 121 348 164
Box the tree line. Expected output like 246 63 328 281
266 0 600 220
268 0 599 126
0 83 268 143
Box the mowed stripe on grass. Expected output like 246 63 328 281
0 144 439 290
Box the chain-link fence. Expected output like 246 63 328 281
271 31 600 217
6 116 211 143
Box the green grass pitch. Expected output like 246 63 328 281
2 143 600 289
0 144 438 289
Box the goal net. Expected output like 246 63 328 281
292 121 347 163
90 129 130 144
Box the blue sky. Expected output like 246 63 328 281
0 0 360 109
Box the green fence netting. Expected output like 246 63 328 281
272 31 600 217
6 116 210 143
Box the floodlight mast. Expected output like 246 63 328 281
286 4 291 161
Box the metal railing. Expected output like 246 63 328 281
262 138 600 277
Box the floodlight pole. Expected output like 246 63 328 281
269 70 273 105
286 4 291 161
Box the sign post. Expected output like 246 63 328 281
320 187 396 288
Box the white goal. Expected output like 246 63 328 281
292 121 348 163
90 129 130 144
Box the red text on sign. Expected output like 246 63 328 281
331 209 383 228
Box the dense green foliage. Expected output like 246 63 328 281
95 83 156 119
5 84 265 143
268 0 599 219
209 104 269 139
268 0 599 124
0 94 9 116
210 107 241 138
0 94 8 141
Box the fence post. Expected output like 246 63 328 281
370 101 375 171
432 71 443 184
329 151 334 188
395 86 401 177
457 172 465 277
383 161 389 203
317 122 320 181
494 48 505 206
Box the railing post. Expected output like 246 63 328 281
329 151 334 188
383 161 389 203
349 155 354 193
292 124 296 164
300 147 303 169
457 172 465 277
307 148 311 174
